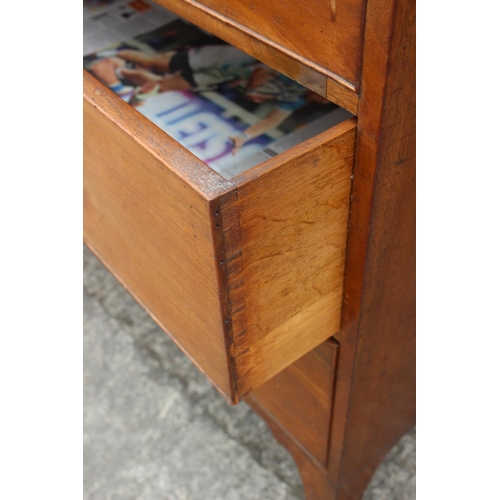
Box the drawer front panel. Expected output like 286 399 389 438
84 96 233 397
231 121 355 394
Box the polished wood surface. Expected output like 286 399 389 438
155 0 360 113
84 71 355 403
83 0 415 494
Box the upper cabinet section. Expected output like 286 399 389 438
155 0 365 113
198 0 365 83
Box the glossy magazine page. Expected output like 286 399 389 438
83 0 352 179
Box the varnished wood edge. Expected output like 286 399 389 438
83 240 236 404
210 190 249 403
83 70 235 202
231 117 358 187
327 80 359 115
156 0 359 114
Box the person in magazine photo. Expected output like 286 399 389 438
88 43 257 104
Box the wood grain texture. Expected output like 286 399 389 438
154 0 360 113
84 72 236 401
232 119 356 395
248 340 338 466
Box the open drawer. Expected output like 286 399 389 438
84 70 356 403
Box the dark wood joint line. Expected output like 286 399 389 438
211 190 248 403
323 337 340 470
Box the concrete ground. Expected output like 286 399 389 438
83 246 415 500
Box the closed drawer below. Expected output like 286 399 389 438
83 71 356 403
247 339 339 465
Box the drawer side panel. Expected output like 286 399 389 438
83 98 233 399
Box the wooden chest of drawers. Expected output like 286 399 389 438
84 0 415 497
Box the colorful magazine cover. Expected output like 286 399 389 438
83 1 351 178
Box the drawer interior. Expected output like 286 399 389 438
83 0 354 181
83 0 357 403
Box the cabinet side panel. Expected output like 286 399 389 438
329 0 416 484
234 121 356 394
84 98 233 399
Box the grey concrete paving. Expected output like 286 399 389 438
83 246 415 500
